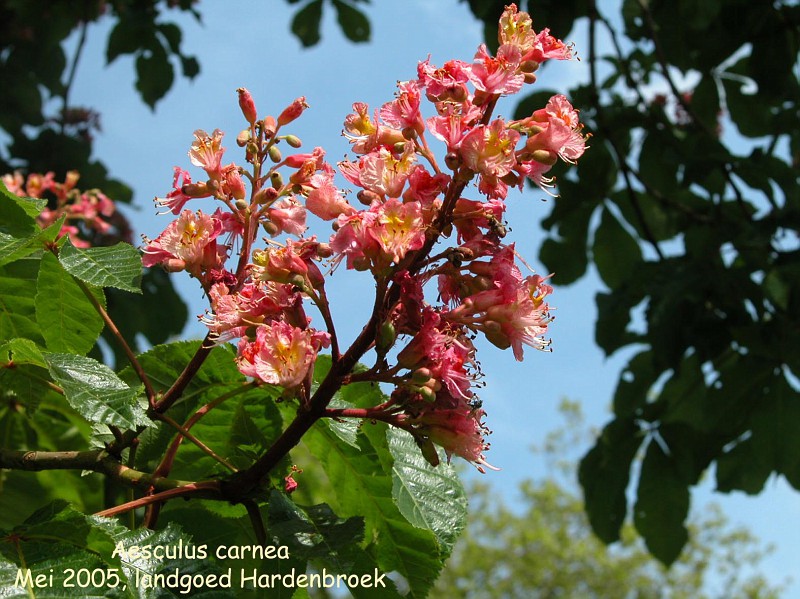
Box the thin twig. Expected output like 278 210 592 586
153 412 238 472
95 481 221 519
61 19 89 133
73 276 156 403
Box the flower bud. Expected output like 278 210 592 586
416 436 440 468
181 182 210 197
519 60 540 73
262 220 279 236
401 126 418 141
523 72 537 84
278 96 308 127
316 243 333 258
352 256 371 271
237 87 258 125
234 199 249 211
263 116 277 138
500 172 520 187
165 258 186 272
237 129 251 147
357 189 381 206
445 151 461 171
418 385 437 403
270 172 284 189
531 149 557 165
254 187 279 205
411 368 433 385
376 320 396 354
284 135 302 148
393 141 407 154
268 145 282 163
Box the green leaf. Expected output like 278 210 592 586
267 491 364 561
0 214 67 268
638 131 680 193
0 337 46 368
0 181 45 231
0 338 51 412
58 239 142 293
304 421 443 598
35 252 104 354
135 40 175 109
331 0 370 43
593 207 642 288
387 428 467 557
291 0 324 47
612 350 657 417
43 353 148 429
0 183 52 267
579 418 643 544
106 18 153 63
634 440 689 566
0 257 44 345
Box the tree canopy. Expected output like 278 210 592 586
461 0 800 565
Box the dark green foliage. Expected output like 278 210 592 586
460 0 800 567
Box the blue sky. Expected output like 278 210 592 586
63 0 798 593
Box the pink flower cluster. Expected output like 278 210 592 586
142 4 585 470
3 170 132 248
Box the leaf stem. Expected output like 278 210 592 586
72 275 156 403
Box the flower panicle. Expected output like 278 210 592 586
141 2 584 471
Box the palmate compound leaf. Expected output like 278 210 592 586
43 352 148 430
58 238 142 294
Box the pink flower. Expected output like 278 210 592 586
189 129 225 179
417 58 471 102
402 165 450 208
525 94 586 163
529 28 573 63
427 101 483 151
446 245 553 361
267 196 307 236
379 81 425 136
413 398 495 472
305 172 354 221
236 320 330 389
498 5 572 64
468 44 524 96
370 198 425 265
155 167 197 215
202 280 301 341
344 142 417 198
142 209 224 277
498 4 536 55
343 103 405 154
460 118 520 179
